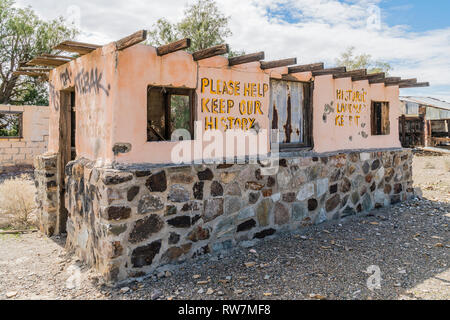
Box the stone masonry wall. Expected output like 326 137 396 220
59 149 414 282
34 153 59 236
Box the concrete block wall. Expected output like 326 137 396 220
0 105 49 168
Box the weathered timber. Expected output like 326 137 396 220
41 53 75 60
399 82 430 88
288 63 324 74
19 67 53 72
333 69 367 79
229 52 265 66
157 38 191 56
115 30 147 51
352 72 385 82
369 76 401 84
192 44 229 61
13 71 49 79
26 57 69 67
260 58 297 70
54 41 100 55
386 78 417 87
312 67 346 76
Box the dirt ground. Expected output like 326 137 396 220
0 152 449 300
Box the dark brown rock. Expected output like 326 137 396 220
262 189 273 197
340 178 351 193
145 171 167 192
267 176 276 187
170 173 194 184
103 206 131 221
282 192 296 202
169 232 180 245
249 192 260 204
160 244 192 264
193 182 204 200
384 184 392 194
371 159 381 171
329 184 338 194
326 194 341 212
253 228 276 239
362 162 370 174
131 240 162 268
308 199 318 211
245 181 265 191
127 186 140 202
187 226 210 242
102 172 133 185
211 181 224 197
365 174 373 183
198 168 214 181
129 215 164 244
135 170 152 177
237 219 256 232
394 183 403 194
167 215 201 228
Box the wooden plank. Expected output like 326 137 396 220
19 67 53 72
26 57 69 67
229 51 265 66
399 82 430 88
312 67 346 77
13 71 49 79
115 30 147 51
192 44 229 61
54 41 100 55
41 53 75 60
260 58 297 70
386 78 417 87
370 76 401 84
288 62 324 74
333 69 367 79
157 38 191 56
352 72 385 82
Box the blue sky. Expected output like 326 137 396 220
380 0 450 32
14 0 450 101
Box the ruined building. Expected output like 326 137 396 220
20 30 429 281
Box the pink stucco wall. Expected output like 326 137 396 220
47 43 402 166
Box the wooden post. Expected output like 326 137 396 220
157 38 191 56
115 30 147 51
447 119 450 138
400 115 406 147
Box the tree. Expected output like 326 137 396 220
336 47 392 75
0 0 78 106
148 0 242 55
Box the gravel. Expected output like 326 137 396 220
0 154 448 300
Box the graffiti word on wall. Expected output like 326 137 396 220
334 89 368 127
200 78 268 131
74 68 111 96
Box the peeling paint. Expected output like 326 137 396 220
323 101 334 123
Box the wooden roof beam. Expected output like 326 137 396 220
369 76 400 84
26 57 70 67
41 53 75 60
288 62 324 74
192 44 229 61
353 72 385 82
115 30 147 51
229 51 265 66
13 71 49 80
157 38 191 56
333 69 367 79
386 78 417 87
260 58 297 70
54 41 100 55
312 67 346 76
400 82 430 88
18 67 53 72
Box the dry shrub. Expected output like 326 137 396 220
0 175 36 228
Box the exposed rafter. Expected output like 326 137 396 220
13 71 49 80
400 82 430 88
288 62 324 74
18 67 53 72
192 44 229 61
229 52 265 66
41 53 75 60
386 78 417 87
260 58 297 70
369 77 401 84
115 30 147 51
26 57 70 67
312 67 346 76
54 41 101 55
157 38 191 56
352 72 385 82
333 69 367 79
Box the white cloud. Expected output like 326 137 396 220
14 0 450 101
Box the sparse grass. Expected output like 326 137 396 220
0 175 36 229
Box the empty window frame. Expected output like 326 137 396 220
147 86 194 142
0 111 23 139
269 79 312 150
371 101 390 135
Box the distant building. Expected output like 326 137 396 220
399 96 450 147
